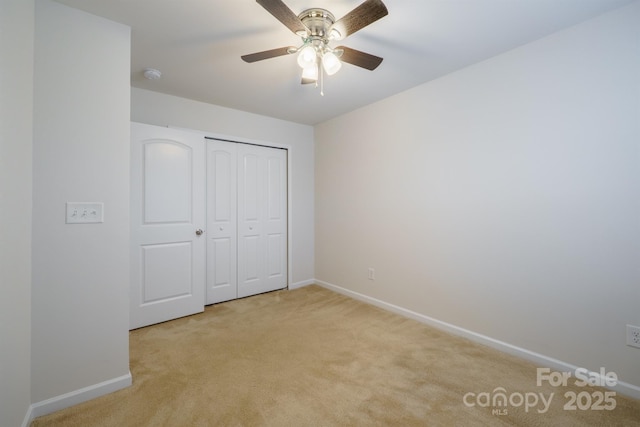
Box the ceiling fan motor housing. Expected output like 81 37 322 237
298 8 336 39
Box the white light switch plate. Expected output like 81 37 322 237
66 202 104 224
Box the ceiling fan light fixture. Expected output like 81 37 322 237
301 64 318 82
297 45 317 68
322 51 342 76
243 0 389 95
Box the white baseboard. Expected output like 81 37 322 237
21 406 33 427
315 280 640 401
289 279 315 290
26 372 132 425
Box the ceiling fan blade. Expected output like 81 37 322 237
301 78 316 85
256 0 308 35
337 46 383 70
330 0 388 40
241 47 293 63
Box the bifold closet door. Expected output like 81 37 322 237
237 143 287 298
206 141 238 304
206 141 288 304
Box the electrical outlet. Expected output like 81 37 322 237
368 268 375 280
627 325 640 349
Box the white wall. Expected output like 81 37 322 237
132 88 315 287
0 0 34 425
32 0 131 405
315 1 640 391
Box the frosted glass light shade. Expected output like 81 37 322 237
322 51 342 76
297 45 317 69
302 64 318 82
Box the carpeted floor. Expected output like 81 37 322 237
32 285 640 426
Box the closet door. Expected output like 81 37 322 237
261 146 288 292
206 141 238 304
237 144 288 298
207 141 288 303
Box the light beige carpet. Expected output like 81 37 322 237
32 285 640 426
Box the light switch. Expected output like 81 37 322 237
66 202 104 224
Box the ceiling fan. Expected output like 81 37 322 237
241 0 388 94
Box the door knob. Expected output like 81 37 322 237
195 229 204 235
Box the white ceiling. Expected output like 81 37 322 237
54 0 633 125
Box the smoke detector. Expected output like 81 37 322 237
143 68 162 80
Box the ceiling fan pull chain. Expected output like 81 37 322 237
320 61 325 96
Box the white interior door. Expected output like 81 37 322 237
206 140 238 304
207 141 287 303
130 122 205 329
237 143 288 298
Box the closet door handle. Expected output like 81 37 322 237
195 229 204 236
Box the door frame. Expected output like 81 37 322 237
172 127 293 297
